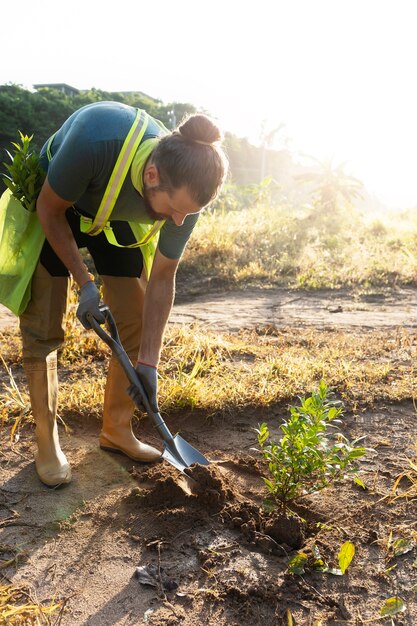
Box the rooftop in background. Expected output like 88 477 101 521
33 83 79 97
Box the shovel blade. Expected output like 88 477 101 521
162 434 209 473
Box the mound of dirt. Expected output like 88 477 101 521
130 459 307 553
223 501 306 551
186 463 238 507
131 461 239 510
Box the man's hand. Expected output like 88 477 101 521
128 362 159 413
76 281 105 329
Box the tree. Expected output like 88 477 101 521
297 157 363 214
295 158 364 240
0 84 34 145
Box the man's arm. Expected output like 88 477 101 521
36 178 92 288
138 249 180 366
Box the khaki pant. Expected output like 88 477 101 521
19 256 161 482
20 262 144 363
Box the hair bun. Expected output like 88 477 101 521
178 114 222 145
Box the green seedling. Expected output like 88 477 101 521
288 541 355 576
256 380 367 507
2 131 45 212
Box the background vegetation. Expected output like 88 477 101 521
2 82 417 294
179 177 417 292
0 83 295 194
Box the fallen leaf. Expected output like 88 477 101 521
380 596 406 616
338 541 355 573
135 564 178 592
393 538 414 556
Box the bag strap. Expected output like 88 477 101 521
102 219 165 248
86 109 149 236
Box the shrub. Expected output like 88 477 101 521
256 380 367 507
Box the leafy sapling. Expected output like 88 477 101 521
256 380 367 508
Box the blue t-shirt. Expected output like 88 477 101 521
40 101 198 259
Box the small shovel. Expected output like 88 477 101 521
87 306 209 475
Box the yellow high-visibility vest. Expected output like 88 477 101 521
47 109 166 278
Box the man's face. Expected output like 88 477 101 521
143 184 202 226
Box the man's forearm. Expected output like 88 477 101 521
138 273 175 366
36 178 91 288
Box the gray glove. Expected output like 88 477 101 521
76 281 105 329
128 362 159 413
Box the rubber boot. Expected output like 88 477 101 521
24 354 71 486
99 358 161 461
99 276 161 463
19 261 71 486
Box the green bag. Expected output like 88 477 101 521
0 189 45 315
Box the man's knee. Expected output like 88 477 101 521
19 262 69 359
100 275 144 354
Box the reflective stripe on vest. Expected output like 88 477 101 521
86 109 149 236
46 133 56 160
100 220 166 279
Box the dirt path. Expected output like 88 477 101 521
172 286 417 330
2 285 417 332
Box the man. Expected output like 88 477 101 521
20 101 228 487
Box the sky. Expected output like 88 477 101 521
2 0 417 210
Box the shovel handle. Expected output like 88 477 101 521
86 308 174 444
86 307 134 381
87 306 147 392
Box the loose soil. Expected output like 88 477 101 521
1 286 417 625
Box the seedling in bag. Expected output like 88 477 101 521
2 131 45 212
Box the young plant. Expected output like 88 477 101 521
256 380 367 507
288 540 355 576
2 131 45 211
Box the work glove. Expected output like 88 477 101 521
128 362 159 413
76 281 106 330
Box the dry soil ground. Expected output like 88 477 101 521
1 287 417 626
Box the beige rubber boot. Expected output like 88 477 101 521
24 354 71 486
99 276 161 463
99 358 161 462
19 262 71 486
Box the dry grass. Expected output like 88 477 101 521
158 324 417 413
0 582 61 625
1 321 417 428
180 200 417 290
2 196 417 427
389 443 417 502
